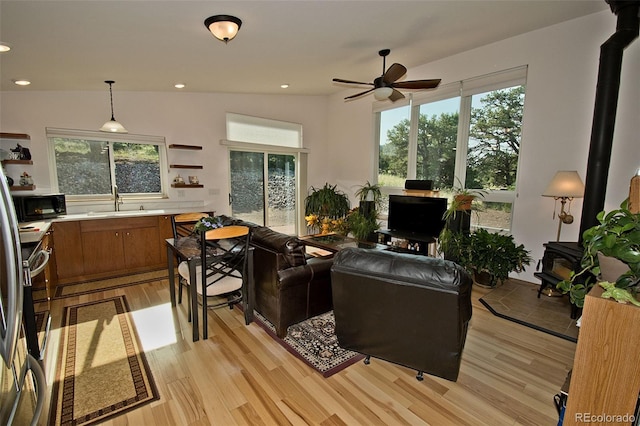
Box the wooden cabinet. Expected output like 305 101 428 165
31 228 57 296
563 284 640 425
80 217 160 276
52 221 85 281
54 214 169 284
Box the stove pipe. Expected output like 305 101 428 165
578 0 639 242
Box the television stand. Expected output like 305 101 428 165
376 229 437 256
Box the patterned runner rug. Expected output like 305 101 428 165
254 310 365 377
49 295 159 425
479 279 579 342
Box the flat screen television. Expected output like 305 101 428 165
387 195 447 238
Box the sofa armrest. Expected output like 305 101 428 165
277 257 333 289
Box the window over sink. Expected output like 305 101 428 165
46 128 168 201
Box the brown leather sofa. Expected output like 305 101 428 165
331 247 473 381
220 217 334 338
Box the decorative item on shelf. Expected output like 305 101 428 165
557 197 640 308
99 80 128 133
6 176 13 186
188 176 199 185
19 172 33 186
10 144 31 160
542 170 585 241
173 174 184 184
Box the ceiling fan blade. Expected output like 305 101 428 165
392 79 441 90
382 63 407 84
345 88 375 100
389 89 405 102
333 78 374 86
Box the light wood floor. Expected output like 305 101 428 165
39 278 576 426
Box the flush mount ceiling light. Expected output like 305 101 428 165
12 79 31 86
204 15 242 44
100 80 128 133
0 42 11 53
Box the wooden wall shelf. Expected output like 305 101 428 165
2 159 33 165
168 144 202 150
10 185 35 191
169 164 203 169
0 132 30 140
171 183 203 188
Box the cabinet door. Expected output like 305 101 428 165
52 221 85 280
123 226 160 269
157 215 173 265
81 230 126 275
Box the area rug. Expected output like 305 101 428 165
479 279 579 342
49 295 159 425
254 311 365 377
33 269 170 302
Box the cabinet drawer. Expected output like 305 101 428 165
80 216 158 232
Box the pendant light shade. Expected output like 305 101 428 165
204 15 242 44
100 80 127 133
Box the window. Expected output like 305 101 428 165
376 66 527 231
47 128 167 199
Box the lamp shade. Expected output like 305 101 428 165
204 15 242 43
100 119 128 133
374 86 393 101
542 170 585 198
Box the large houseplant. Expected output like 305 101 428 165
557 199 640 308
438 186 485 261
304 183 350 234
460 228 532 288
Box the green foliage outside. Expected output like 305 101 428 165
379 86 524 192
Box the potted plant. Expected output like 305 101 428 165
557 198 640 308
355 181 383 218
461 228 532 288
347 207 380 243
438 185 485 261
304 183 351 234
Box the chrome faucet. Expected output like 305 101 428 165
113 185 123 211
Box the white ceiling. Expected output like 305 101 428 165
0 1 609 96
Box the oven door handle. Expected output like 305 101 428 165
29 249 50 279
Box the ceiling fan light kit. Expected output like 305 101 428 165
204 15 242 44
100 80 128 134
333 49 441 102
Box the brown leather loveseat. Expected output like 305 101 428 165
331 247 473 381
221 216 334 338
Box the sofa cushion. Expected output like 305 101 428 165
251 226 306 268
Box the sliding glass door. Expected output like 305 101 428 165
229 150 297 235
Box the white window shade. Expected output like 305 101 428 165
226 113 302 148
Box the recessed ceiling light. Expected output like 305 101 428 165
13 79 31 86
0 42 11 53
281 84 289 89
174 83 185 89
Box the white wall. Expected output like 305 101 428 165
0 91 329 216
326 10 639 283
1 10 638 284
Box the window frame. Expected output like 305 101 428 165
46 127 168 202
374 66 527 231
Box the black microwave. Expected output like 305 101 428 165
12 194 67 222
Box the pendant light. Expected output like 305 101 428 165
100 80 128 133
204 15 242 44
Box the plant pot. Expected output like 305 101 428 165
597 252 629 283
473 269 496 288
454 195 475 211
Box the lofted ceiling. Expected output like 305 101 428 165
0 1 609 95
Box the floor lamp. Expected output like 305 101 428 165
542 171 585 241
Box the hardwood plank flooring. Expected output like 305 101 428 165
38 279 576 425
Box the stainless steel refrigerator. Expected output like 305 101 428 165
0 169 46 425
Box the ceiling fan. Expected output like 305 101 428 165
333 49 441 102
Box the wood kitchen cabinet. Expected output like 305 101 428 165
52 221 85 282
54 215 168 284
31 228 57 296
80 217 160 276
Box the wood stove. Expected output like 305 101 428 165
534 241 585 318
